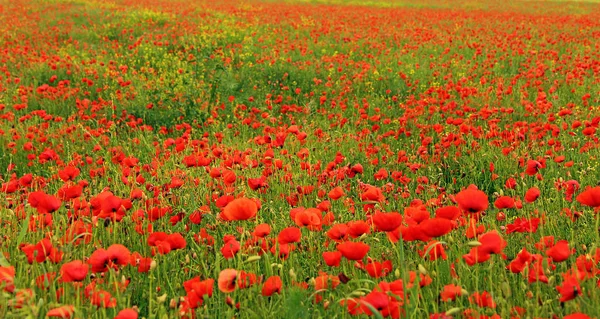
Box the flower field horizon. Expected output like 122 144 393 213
1 0 600 318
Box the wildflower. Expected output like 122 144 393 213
455 186 488 213
218 269 238 293
222 198 259 221
337 242 370 261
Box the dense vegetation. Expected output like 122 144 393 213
1 0 600 318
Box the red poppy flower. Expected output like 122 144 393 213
328 186 345 200
218 269 238 293
435 206 461 220
47 305 75 318
470 291 496 308
583 127 597 136
376 279 405 298
278 227 301 244
455 186 488 213
90 289 116 308
419 218 453 238
506 217 541 234
61 220 92 245
576 186 600 207
148 232 168 245
21 239 48 264
534 236 555 250
189 210 203 224
360 185 385 203
222 197 258 221
546 240 571 262
183 277 214 308
564 180 580 202
314 274 341 291
360 291 389 314
347 221 370 238
404 205 430 223
399 225 431 242
525 160 542 176
28 191 62 214
89 244 131 273
62 183 84 199
294 208 322 230
323 251 342 267
362 259 393 278
60 260 88 282
494 196 515 209
505 177 517 189
1 180 18 194
130 189 144 200
221 170 236 185
182 155 211 167
524 187 541 203
91 191 122 215
507 248 533 273
8 288 33 309
114 308 138 319
373 168 389 180
341 298 363 316
135 256 154 273
327 223 348 241
58 166 80 182
317 201 331 213
215 195 234 208
463 231 506 266
296 185 314 195
252 223 271 237
440 284 464 302
236 270 261 289
36 272 56 289
166 233 186 250
262 276 282 296
0 266 15 293
220 238 240 259
419 240 447 260
351 163 364 175
556 275 582 302
478 231 507 255
248 176 268 191
372 211 402 232
337 242 370 261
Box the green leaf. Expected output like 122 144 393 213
16 210 31 247
0 252 11 267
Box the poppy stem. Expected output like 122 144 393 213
394 237 408 313
595 213 600 245
148 270 153 317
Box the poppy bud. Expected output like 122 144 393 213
418 264 428 275
445 307 461 316
246 256 261 263
501 282 511 298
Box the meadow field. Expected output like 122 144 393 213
1 0 600 318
